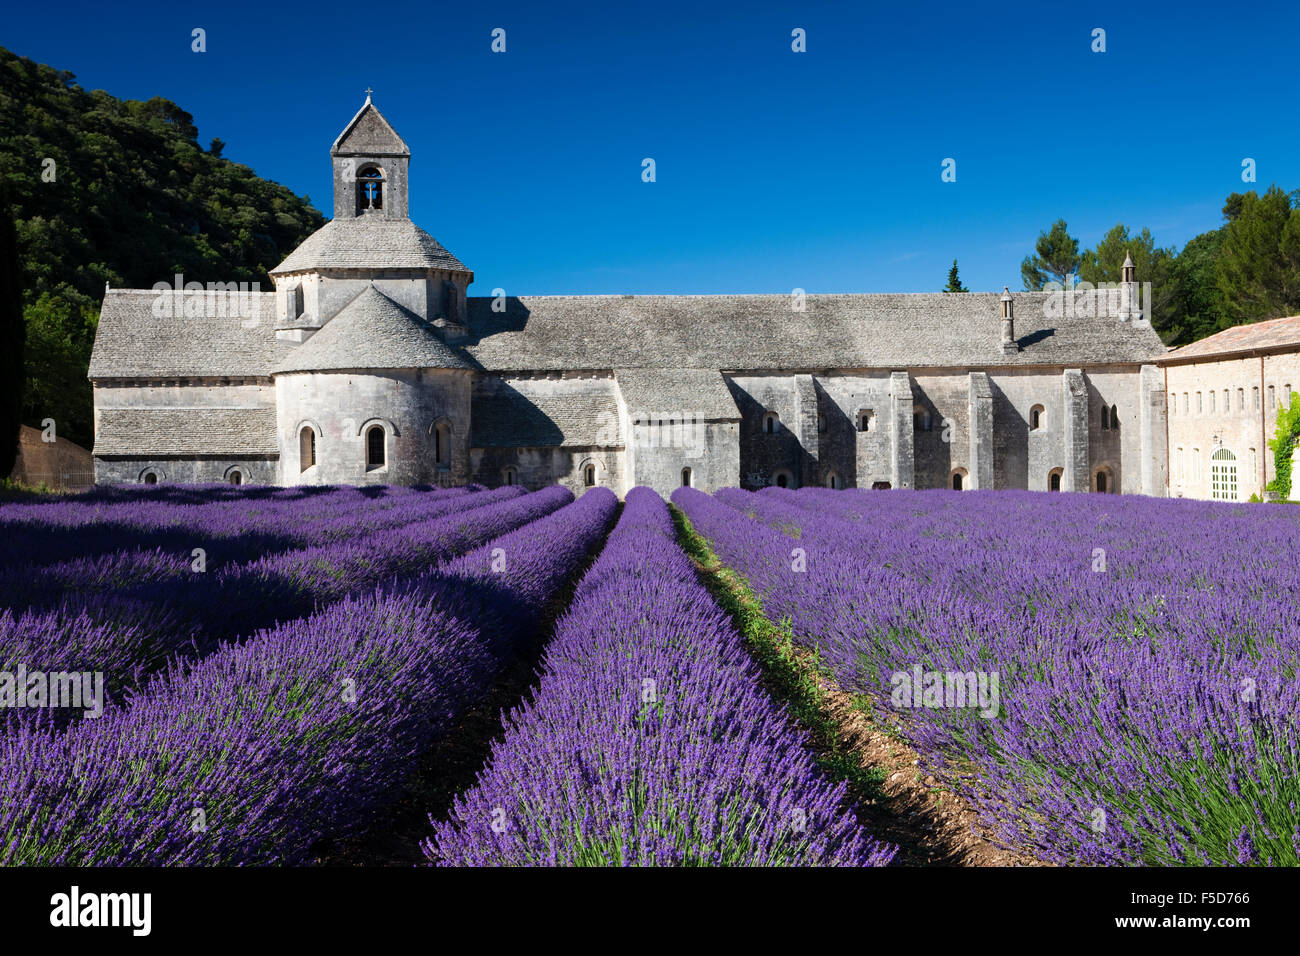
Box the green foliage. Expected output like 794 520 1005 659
943 259 968 293
22 292 97 450
1020 219 1081 291
1266 392 1300 500
0 184 23 477
1166 228 1229 345
1022 186 1300 349
0 46 325 445
1214 185 1300 326
1078 222 1179 334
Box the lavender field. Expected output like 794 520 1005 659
1 482 1294 867
674 486 1300 866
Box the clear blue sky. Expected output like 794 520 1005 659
5 0 1299 294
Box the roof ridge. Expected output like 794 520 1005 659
466 291 1034 300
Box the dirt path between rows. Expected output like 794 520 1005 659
811 668 1046 867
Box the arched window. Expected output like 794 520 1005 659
763 411 779 434
681 467 692 487
1030 404 1045 430
357 166 383 212
366 425 386 470
143 472 158 486
1048 468 1062 492
434 422 450 467
299 426 316 472
1109 405 1119 430
950 468 967 491
228 470 243 486
1100 404 1110 430
775 473 788 488
1211 448 1238 500
825 470 841 489
503 467 517 486
913 404 932 432
858 409 875 433
1094 468 1113 494
584 463 597 487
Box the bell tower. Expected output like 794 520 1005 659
330 93 410 221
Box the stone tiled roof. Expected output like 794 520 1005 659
89 290 289 379
276 286 475 373
270 218 470 275
94 407 278 457
1160 314 1300 362
462 292 1169 371
471 379 621 448
615 368 740 420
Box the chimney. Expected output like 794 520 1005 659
1118 250 1138 322
1000 286 1018 354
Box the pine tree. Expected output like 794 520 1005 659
943 259 968 293
1021 220 1081 291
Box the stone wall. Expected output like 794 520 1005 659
806 371 895 488
1165 351 1300 500
727 374 805 488
723 366 1161 494
625 421 739 496
94 457 277 485
470 445 624 496
274 368 472 485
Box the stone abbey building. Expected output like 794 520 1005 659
90 98 1176 498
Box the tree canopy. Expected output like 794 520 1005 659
1021 184 1300 347
1020 219 1081 291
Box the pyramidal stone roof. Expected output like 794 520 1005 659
270 218 470 275
460 292 1170 371
331 96 409 156
276 285 474 373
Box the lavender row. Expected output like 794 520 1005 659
426 487 896 866
0 485 522 611
1 486 566 722
0 483 480 571
674 486 1300 866
0 488 618 865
